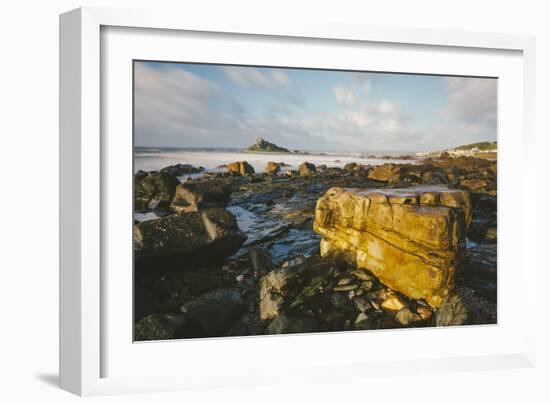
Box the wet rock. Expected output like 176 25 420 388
135 314 189 341
461 179 488 191
248 246 273 277
170 178 232 214
259 256 332 320
160 163 203 176
354 297 370 313
314 186 471 307
134 282 161 321
435 293 468 326
416 305 432 321
265 161 281 175
180 288 246 334
333 284 358 292
182 271 222 296
286 170 299 178
227 161 255 176
344 162 360 173
134 209 247 270
368 164 402 183
265 315 318 334
299 162 316 177
354 312 374 330
395 307 421 326
135 171 180 211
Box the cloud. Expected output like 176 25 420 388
442 77 497 128
222 66 290 89
134 63 246 147
333 78 371 107
334 86 355 106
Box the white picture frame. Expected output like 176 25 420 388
59 6 537 396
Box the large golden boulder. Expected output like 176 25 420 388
313 186 471 307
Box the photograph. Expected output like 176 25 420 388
132 61 497 341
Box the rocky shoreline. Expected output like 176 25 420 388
134 155 497 340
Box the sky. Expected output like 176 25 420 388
134 61 497 152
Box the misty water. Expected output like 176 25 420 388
134 148 417 175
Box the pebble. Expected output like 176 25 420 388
416 305 432 320
360 281 373 291
395 307 422 326
355 288 365 297
354 312 371 329
333 284 358 292
337 277 353 286
354 298 370 312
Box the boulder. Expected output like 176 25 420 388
135 171 180 211
299 162 316 177
435 293 468 326
248 246 274 277
313 186 471 307
134 314 189 341
170 178 232 214
227 161 255 176
180 288 246 334
367 164 402 183
134 208 247 270
160 163 203 176
265 315 318 334
460 178 488 191
344 162 360 173
265 161 281 175
259 256 331 320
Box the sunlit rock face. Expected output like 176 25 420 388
313 186 471 308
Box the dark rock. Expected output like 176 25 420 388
265 315 318 334
182 271 222 296
170 178 232 214
344 162 359 173
395 307 422 326
180 288 246 334
135 171 180 211
435 293 468 326
354 312 374 330
135 314 189 341
299 162 316 177
134 282 161 321
134 209 247 270
248 246 273 277
160 163 203 176
461 179 488 191
259 256 331 320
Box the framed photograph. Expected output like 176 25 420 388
60 7 537 396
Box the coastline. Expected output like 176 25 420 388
134 151 497 340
